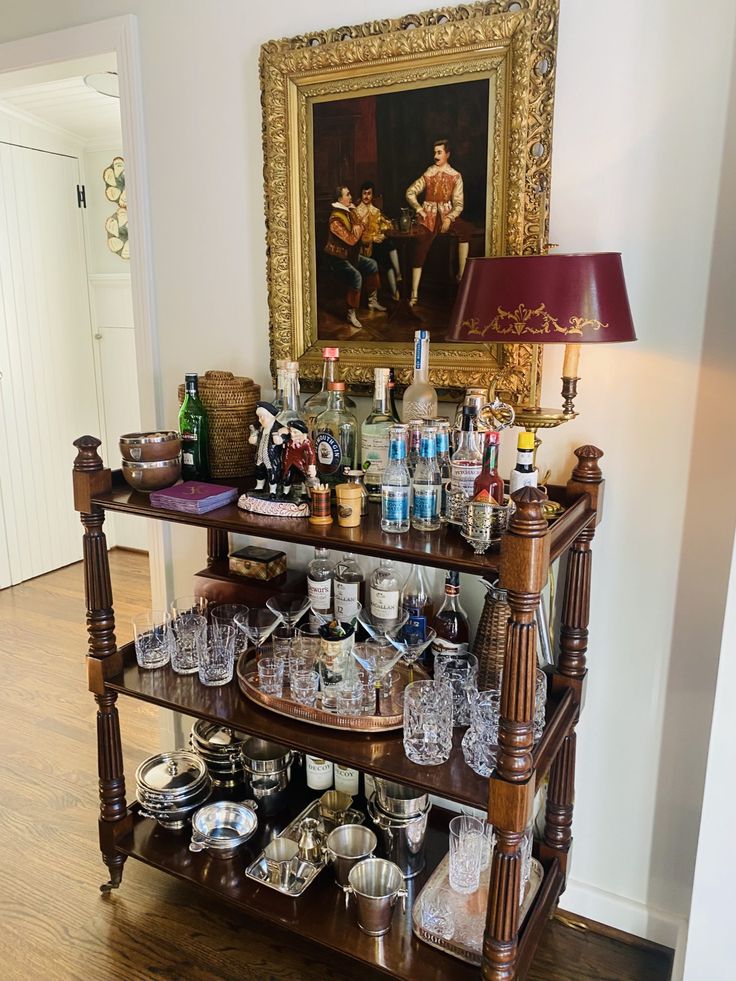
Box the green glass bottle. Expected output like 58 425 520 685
179 373 209 480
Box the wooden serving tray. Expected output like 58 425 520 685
236 652 427 732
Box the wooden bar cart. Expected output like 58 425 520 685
72 436 604 981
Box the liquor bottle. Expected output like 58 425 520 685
473 430 505 503
306 755 334 790
401 564 434 641
314 382 358 485
387 367 401 422
450 405 483 499
411 426 441 532
304 347 355 436
406 419 423 477
307 547 334 620
334 764 360 796
275 361 305 430
381 424 411 534
361 368 393 501
369 558 401 621
433 418 452 518
179 373 209 480
402 330 438 421
431 571 470 667
510 431 538 494
334 553 365 621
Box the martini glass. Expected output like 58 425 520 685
233 607 283 659
355 607 409 646
352 639 405 716
309 601 362 633
266 593 311 638
388 627 437 683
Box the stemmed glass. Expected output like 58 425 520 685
387 627 437 683
266 593 311 638
233 607 283 658
309 601 362 632
352 639 405 716
356 607 409 646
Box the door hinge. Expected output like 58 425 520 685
76 184 87 208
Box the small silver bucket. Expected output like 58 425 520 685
324 824 377 887
344 858 407 936
368 793 431 878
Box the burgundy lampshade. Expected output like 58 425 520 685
447 253 637 344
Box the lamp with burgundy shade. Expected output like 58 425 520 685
447 252 637 435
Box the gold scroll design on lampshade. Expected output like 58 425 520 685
461 304 608 338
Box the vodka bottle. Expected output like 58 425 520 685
369 558 401 621
411 426 441 532
307 547 334 620
275 362 305 430
401 564 434 641
509 431 538 494
179 373 209 480
334 552 365 621
381 425 410 534
304 347 355 437
402 330 438 421
450 406 483 499
361 368 393 501
314 382 358 485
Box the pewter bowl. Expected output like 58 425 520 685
189 801 258 859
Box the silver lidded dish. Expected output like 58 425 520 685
135 750 212 830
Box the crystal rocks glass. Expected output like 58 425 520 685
403 680 453 766
198 624 236 687
448 814 485 895
257 655 285 697
461 689 501 777
132 611 172 670
434 651 478 726
170 611 207 675
335 679 365 717
210 603 250 659
290 668 320 708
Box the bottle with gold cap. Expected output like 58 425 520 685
509 431 537 494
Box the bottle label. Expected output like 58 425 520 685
315 432 342 475
382 487 409 522
306 756 333 790
388 439 406 461
451 461 482 496
412 486 439 520
509 470 538 494
404 613 427 641
431 637 466 658
334 580 360 620
307 577 332 610
182 450 195 467
371 586 400 619
414 332 428 372
362 433 389 479
334 764 360 795
436 430 449 454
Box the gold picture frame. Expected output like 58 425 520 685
260 0 559 400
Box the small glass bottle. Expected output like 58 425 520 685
474 430 505 503
431 570 470 667
304 347 356 437
411 426 441 532
275 361 305 430
387 367 401 422
406 419 423 477
179 373 209 480
381 425 411 534
450 406 483 499
402 330 438 421
370 558 401 621
401 564 434 641
510 431 538 494
361 368 393 501
314 381 358 485
434 418 453 518
307 547 334 620
334 553 365 621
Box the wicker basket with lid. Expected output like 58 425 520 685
177 370 260 478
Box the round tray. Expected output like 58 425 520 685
236 652 427 732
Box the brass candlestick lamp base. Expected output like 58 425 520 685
512 376 580 518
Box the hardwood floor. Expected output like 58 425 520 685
0 551 673 981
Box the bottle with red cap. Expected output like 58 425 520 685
304 347 355 437
473 430 504 504
314 381 358 485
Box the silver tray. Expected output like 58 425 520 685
412 854 543 966
244 797 364 897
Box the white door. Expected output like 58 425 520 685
0 143 101 584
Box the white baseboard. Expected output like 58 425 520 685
560 877 687 970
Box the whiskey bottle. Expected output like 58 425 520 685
307 547 334 621
314 382 358 485
179 373 209 480
369 558 401 622
431 571 470 668
334 552 365 621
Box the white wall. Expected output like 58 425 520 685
3 0 736 961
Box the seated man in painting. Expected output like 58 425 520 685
405 138 474 305
324 185 384 331
355 181 402 300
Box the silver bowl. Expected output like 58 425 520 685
189 800 258 859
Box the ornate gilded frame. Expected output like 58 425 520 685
260 0 558 400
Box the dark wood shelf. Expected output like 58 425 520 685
92 471 594 576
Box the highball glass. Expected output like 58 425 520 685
448 814 485 895
434 651 478 726
402 680 453 766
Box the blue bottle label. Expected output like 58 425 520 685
412 486 438 519
404 613 427 641
389 438 406 461
315 432 342 474
382 488 409 521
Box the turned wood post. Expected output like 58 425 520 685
541 445 604 880
73 436 131 891
483 486 550 981
207 527 229 566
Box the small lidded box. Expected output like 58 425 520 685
228 546 287 581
